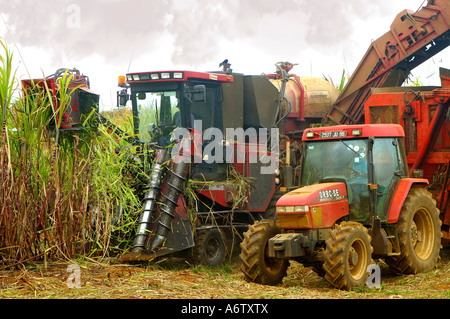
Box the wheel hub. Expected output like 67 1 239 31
349 247 359 266
411 220 418 247
206 238 220 259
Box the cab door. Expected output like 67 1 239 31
372 138 408 221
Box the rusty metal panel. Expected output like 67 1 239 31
324 1 450 126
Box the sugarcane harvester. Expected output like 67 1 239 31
116 63 340 264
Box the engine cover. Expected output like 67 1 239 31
276 182 350 229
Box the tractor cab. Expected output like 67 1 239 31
277 124 409 228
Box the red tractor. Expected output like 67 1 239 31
240 124 442 290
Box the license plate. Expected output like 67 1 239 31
320 131 347 138
319 188 340 200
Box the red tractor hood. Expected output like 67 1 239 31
276 182 349 229
277 182 348 206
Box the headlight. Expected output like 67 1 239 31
161 73 170 79
276 206 286 213
132 74 140 81
173 72 184 79
276 206 309 213
305 131 315 139
294 205 309 212
151 73 160 80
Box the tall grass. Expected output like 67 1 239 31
0 39 142 268
324 69 347 92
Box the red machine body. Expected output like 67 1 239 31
365 67 450 244
21 69 99 129
324 0 450 126
276 182 349 229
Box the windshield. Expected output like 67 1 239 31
301 139 369 186
135 91 180 143
301 138 370 222
132 84 222 146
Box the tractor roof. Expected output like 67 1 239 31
302 124 405 141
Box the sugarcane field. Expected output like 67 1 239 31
0 0 449 306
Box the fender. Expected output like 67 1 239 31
387 178 429 223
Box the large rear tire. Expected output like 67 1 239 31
386 188 441 274
239 220 289 285
323 221 373 290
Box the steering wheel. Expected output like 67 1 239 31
344 167 361 180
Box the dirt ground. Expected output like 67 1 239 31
0 248 448 300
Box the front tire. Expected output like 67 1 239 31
386 188 441 274
239 220 289 285
323 221 373 290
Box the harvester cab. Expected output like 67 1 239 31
240 124 442 290
118 72 218 147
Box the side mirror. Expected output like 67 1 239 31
117 89 129 107
186 85 206 103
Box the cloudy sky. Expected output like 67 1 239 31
0 0 448 110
